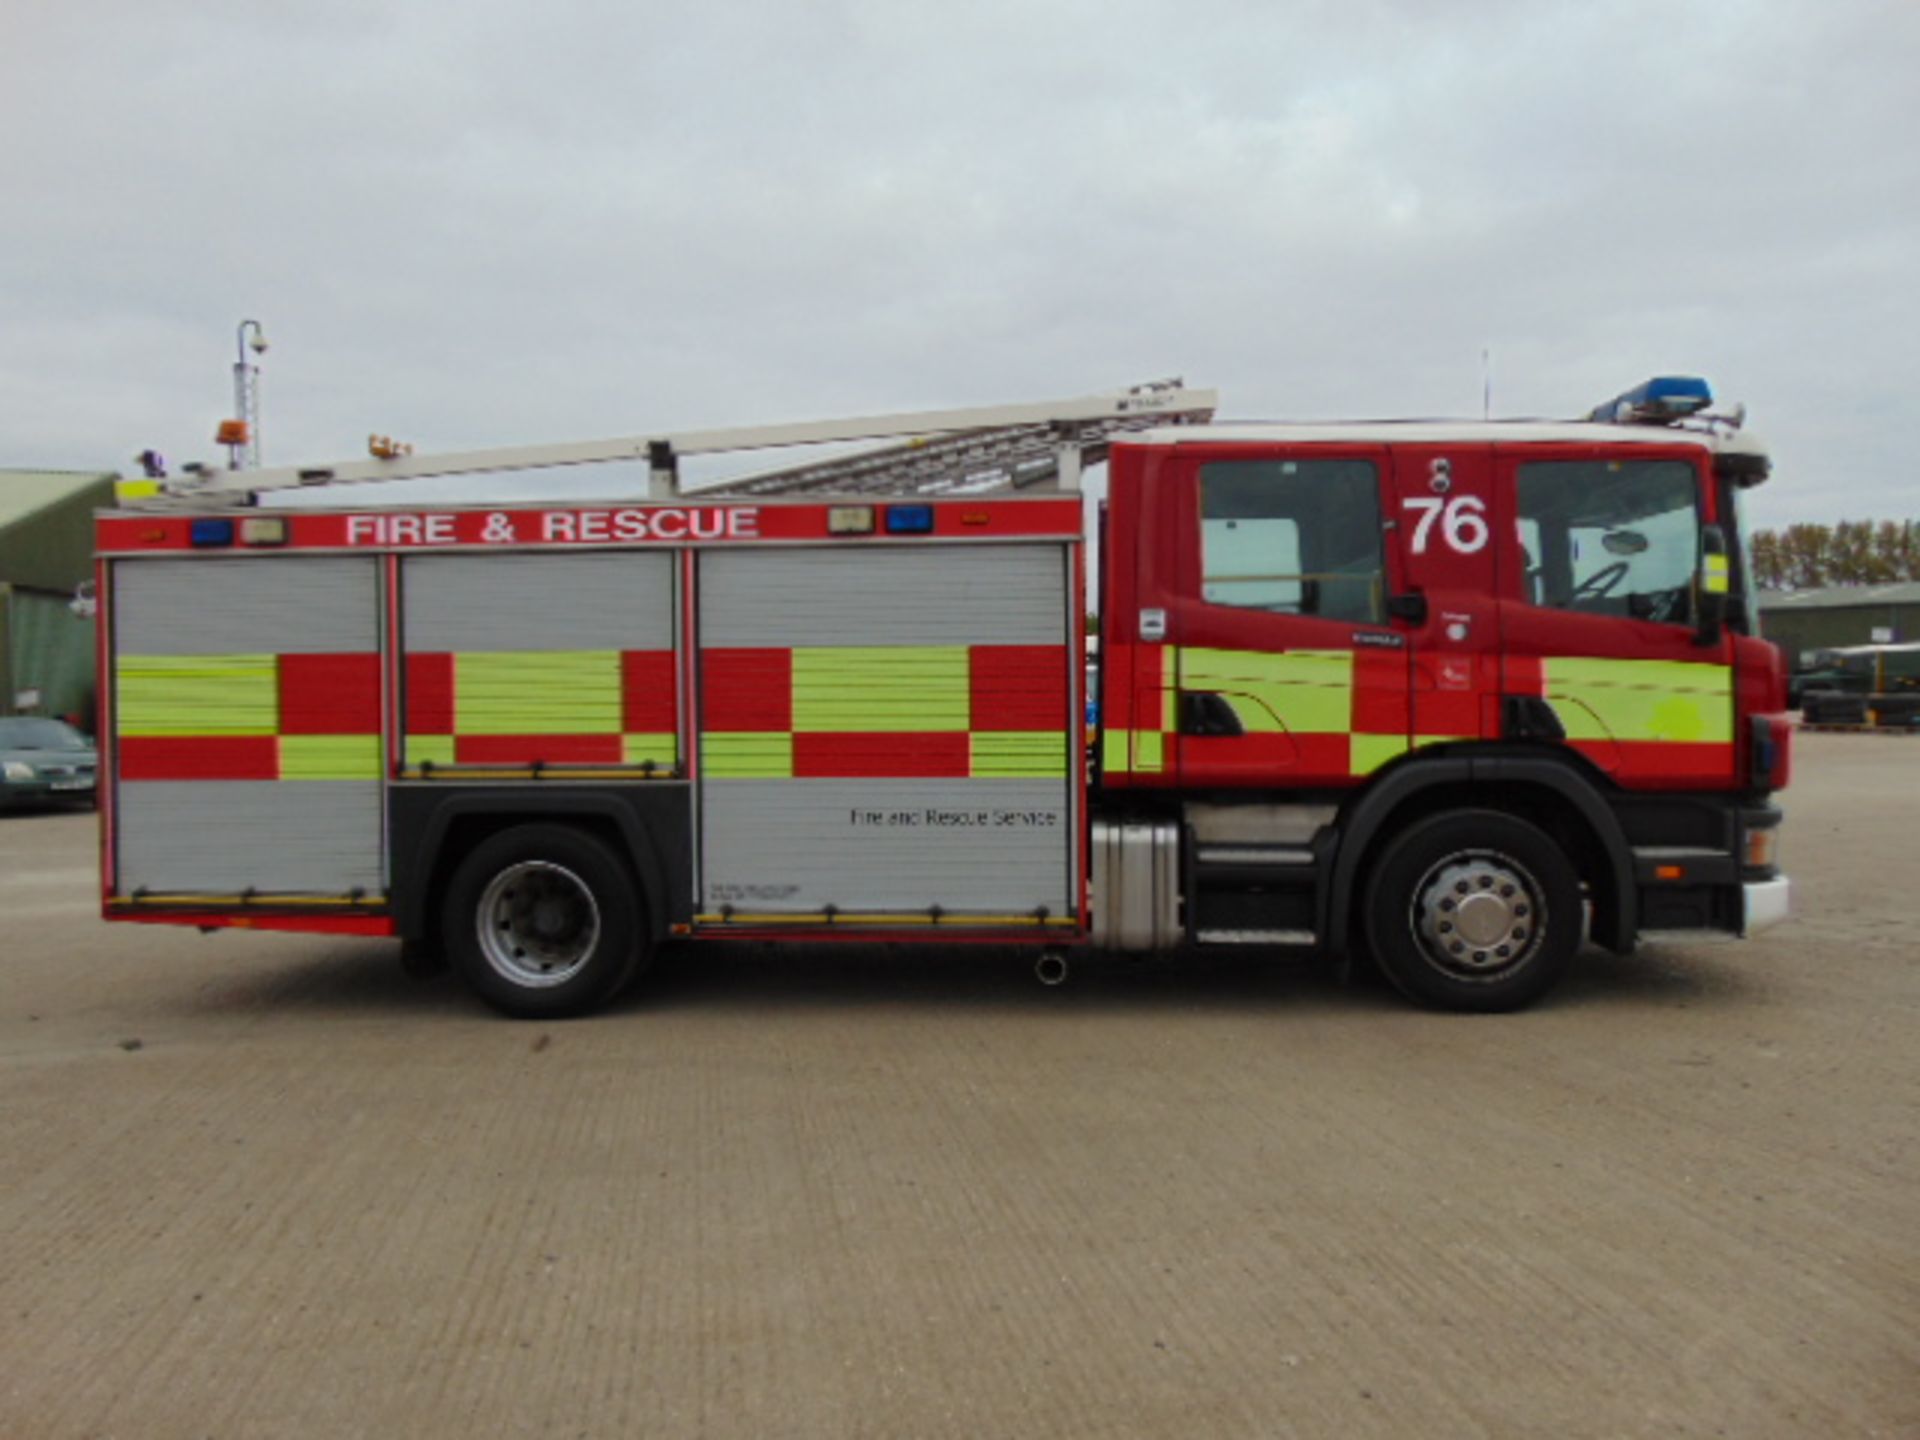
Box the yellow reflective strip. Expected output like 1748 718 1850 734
1135 729 1165 773
116 655 278 736
456 651 621 735
404 734 457 768
703 733 793 778
695 912 1078 928
970 731 1068 778
1544 658 1733 744
278 735 383 780
790 646 969 732
1703 553 1731 595
115 478 162 501
622 733 678 766
1350 733 1407 774
1179 647 1352 734
1101 729 1131 773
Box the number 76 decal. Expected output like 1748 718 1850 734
1402 495 1490 555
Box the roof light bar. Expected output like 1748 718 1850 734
1588 376 1714 426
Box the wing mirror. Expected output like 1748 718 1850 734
1695 523 1730 646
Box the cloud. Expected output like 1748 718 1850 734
2 0 1915 524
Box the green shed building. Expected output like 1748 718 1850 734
0 470 115 726
1758 583 1920 667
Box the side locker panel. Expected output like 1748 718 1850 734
399 553 677 772
697 545 1075 919
111 557 383 896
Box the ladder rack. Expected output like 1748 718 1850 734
124 380 1216 507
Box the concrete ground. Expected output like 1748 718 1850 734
1 733 1915 1438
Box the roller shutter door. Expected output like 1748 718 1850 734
112 557 383 896
697 545 1075 919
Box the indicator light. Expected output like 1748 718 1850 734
885 505 934 534
828 506 875 535
189 519 235 547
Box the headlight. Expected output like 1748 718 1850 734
2 761 35 783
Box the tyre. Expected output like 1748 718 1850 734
1804 691 1867 726
1362 810 1584 1012
1870 695 1920 727
441 824 647 1018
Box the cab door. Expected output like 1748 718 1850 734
1383 445 1503 750
1495 447 1736 788
1163 445 1412 789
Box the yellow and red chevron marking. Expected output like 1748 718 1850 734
700 644 1071 779
1101 643 1452 782
1099 643 1736 787
116 652 382 781
402 649 678 768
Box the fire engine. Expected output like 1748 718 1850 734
96 378 1791 1016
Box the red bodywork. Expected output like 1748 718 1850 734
1101 435 1783 796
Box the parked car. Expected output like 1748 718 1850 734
0 717 98 808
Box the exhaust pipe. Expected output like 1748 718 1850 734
1035 950 1069 987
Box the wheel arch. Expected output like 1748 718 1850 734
1326 750 1636 956
392 789 677 945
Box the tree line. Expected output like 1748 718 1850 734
1748 521 1920 590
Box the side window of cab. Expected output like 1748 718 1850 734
1199 459 1385 624
1515 459 1699 625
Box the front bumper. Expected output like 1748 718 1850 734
0 779 97 807
1742 876 1791 936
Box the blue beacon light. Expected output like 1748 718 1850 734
885 505 935 534
1588 376 1713 425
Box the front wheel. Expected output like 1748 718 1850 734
442 824 646 1018
1362 810 1583 1012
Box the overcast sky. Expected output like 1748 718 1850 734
4 0 1915 525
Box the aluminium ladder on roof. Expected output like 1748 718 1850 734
124 380 1217 507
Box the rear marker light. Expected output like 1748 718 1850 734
885 505 934 534
828 506 875 535
190 519 235 547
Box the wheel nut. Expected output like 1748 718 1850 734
1473 950 1488 964
1479 875 1494 888
1438 921 1452 934
1499 884 1515 898
1514 904 1529 918
1439 899 1454 912
1450 941 1465 954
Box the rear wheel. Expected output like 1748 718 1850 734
442 824 646 1018
1362 810 1583 1012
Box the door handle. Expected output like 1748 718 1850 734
1386 593 1428 625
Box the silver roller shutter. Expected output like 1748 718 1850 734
700 546 1064 647
403 553 674 653
698 543 1075 919
112 556 383 897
